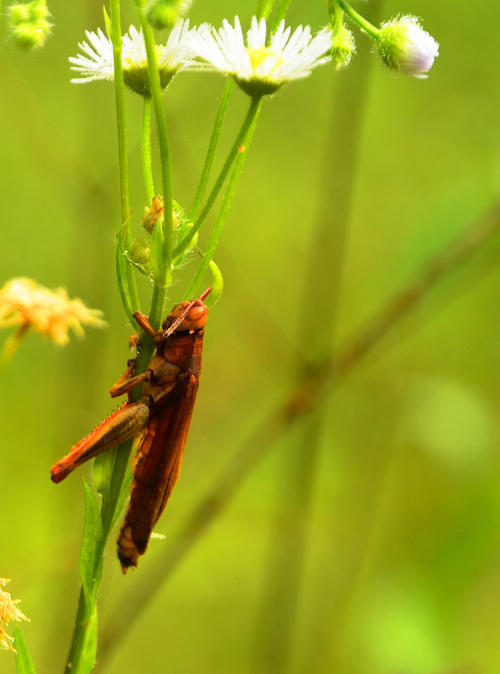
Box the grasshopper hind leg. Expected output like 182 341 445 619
50 401 150 483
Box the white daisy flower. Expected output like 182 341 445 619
377 16 439 78
195 16 332 96
69 20 206 96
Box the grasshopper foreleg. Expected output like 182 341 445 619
110 368 152 398
133 312 162 342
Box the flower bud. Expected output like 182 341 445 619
376 16 439 78
329 24 355 71
147 0 191 30
142 196 164 233
130 237 151 265
8 0 52 50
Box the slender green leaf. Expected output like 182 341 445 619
111 466 133 529
206 260 224 307
14 628 36 674
270 0 292 33
102 6 111 37
116 233 135 322
100 441 134 539
256 0 274 19
93 449 116 497
80 482 102 601
95 441 134 530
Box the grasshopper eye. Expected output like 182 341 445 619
183 302 208 330
188 304 205 322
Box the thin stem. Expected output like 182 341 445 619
64 591 87 674
175 95 262 259
270 0 292 33
64 342 156 674
191 80 234 222
256 0 275 19
136 3 174 320
328 0 344 30
142 97 155 204
185 96 263 298
148 283 165 329
336 0 380 38
110 0 140 315
63 2 142 670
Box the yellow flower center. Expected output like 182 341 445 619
247 46 283 77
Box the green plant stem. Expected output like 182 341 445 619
149 283 166 329
270 0 292 33
67 7 264 670
136 2 174 327
336 0 380 38
64 340 155 674
63 449 131 674
64 591 89 674
63 1 147 670
185 96 263 299
175 94 262 260
191 80 234 222
256 0 275 19
328 0 344 29
142 97 155 204
109 0 140 316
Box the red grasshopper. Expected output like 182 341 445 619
51 289 210 572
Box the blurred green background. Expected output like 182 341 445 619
1 1 500 672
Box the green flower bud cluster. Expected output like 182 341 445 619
327 0 355 70
8 0 52 50
129 197 198 280
147 0 191 30
329 23 356 70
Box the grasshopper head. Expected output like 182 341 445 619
162 288 211 337
163 299 208 336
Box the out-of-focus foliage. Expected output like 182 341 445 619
1 1 499 673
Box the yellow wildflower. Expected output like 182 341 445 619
0 578 29 653
0 277 106 346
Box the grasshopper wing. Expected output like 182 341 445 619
117 374 198 572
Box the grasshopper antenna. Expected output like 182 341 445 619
163 288 212 337
199 287 212 302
